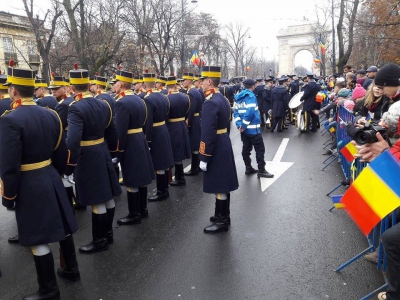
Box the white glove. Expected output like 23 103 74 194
112 157 119 164
199 161 207 172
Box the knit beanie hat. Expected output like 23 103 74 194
337 88 351 98
352 84 366 100
381 101 400 133
343 99 355 111
375 63 400 87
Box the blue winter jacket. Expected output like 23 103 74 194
233 89 261 135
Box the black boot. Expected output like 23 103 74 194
184 153 199 176
148 173 169 202
73 194 87 211
210 194 231 225
170 164 186 186
257 169 274 178
23 252 60 300
245 165 258 175
106 207 115 244
138 186 149 218
58 235 80 281
204 199 229 233
117 191 141 225
79 213 108 254
8 234 19 244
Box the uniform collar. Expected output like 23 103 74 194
0 94 10 100
11 97 37 109
41 93 52 98
204 88 220 99
116 89 134 100
74 91 92 101
97 90 108 95
146 89 160 95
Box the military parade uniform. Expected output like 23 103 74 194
271 77 291 132
0 75 11 115
156 75 169 95
0 65 79 299
253 78 265 126
219 79 234 107
199 66 239 234
112 70 154 225
36 77 60 110
133 76 147 99
183 73 203 176
261 79 273 128
66 67 121 253
300 74 321 132
165 76 191 186
143 73 174 201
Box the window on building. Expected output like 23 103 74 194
27 40 36 55
2 37 13 53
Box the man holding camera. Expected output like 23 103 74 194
352 63 400 300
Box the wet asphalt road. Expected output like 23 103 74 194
0 122 385 300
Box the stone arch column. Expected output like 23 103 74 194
276 23 321 76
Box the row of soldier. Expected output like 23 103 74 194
0 63 238 300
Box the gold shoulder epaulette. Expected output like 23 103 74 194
1 110 12 117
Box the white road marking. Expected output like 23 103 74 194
260 138 294 192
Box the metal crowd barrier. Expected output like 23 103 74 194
321 104 392 299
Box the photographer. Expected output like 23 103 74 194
351 63 400 300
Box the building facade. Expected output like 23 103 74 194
0 11 41 76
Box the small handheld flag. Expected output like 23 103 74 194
191 50 199 66
314 56 321 64
340 150 400 235
340 141 357 162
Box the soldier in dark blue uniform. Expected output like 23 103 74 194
219 78 234 106
253 78 265 126
156 75 168 95
66 65 122 253
36 77 58 110
133 75 146 99
271 76 291 132
94 75 119 180
0 74 11 115
261 78 273 128
300 73 321 132
165 76 191 185
199 66 239 233
143 72 174 201
182 72 203 176
112 70 155 225
1 64 80 299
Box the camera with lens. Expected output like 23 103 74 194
345 122 387 145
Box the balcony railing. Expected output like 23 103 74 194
29 54 40 63
4 52 18 61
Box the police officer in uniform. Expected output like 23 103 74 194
165 75 191 185
182 72 203 176
36 76 58 110
1 63 80 299
112 70 155 225
66 64 122 253
300 73 321 132
143 72 174 201
199 66 239 233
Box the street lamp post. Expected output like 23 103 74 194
180 0 199 76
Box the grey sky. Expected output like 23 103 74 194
7 0 321 64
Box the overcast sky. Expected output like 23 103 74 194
7 0 322 64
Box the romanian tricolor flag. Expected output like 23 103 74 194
314 56 321 64
319 38 326 54
329 127 336 134
340 141 357 162
191 50 199 66
340 151 400 235
332 195 345 209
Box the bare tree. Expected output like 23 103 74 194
224 22 250 75
22 0 63 82
336 0 360 72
